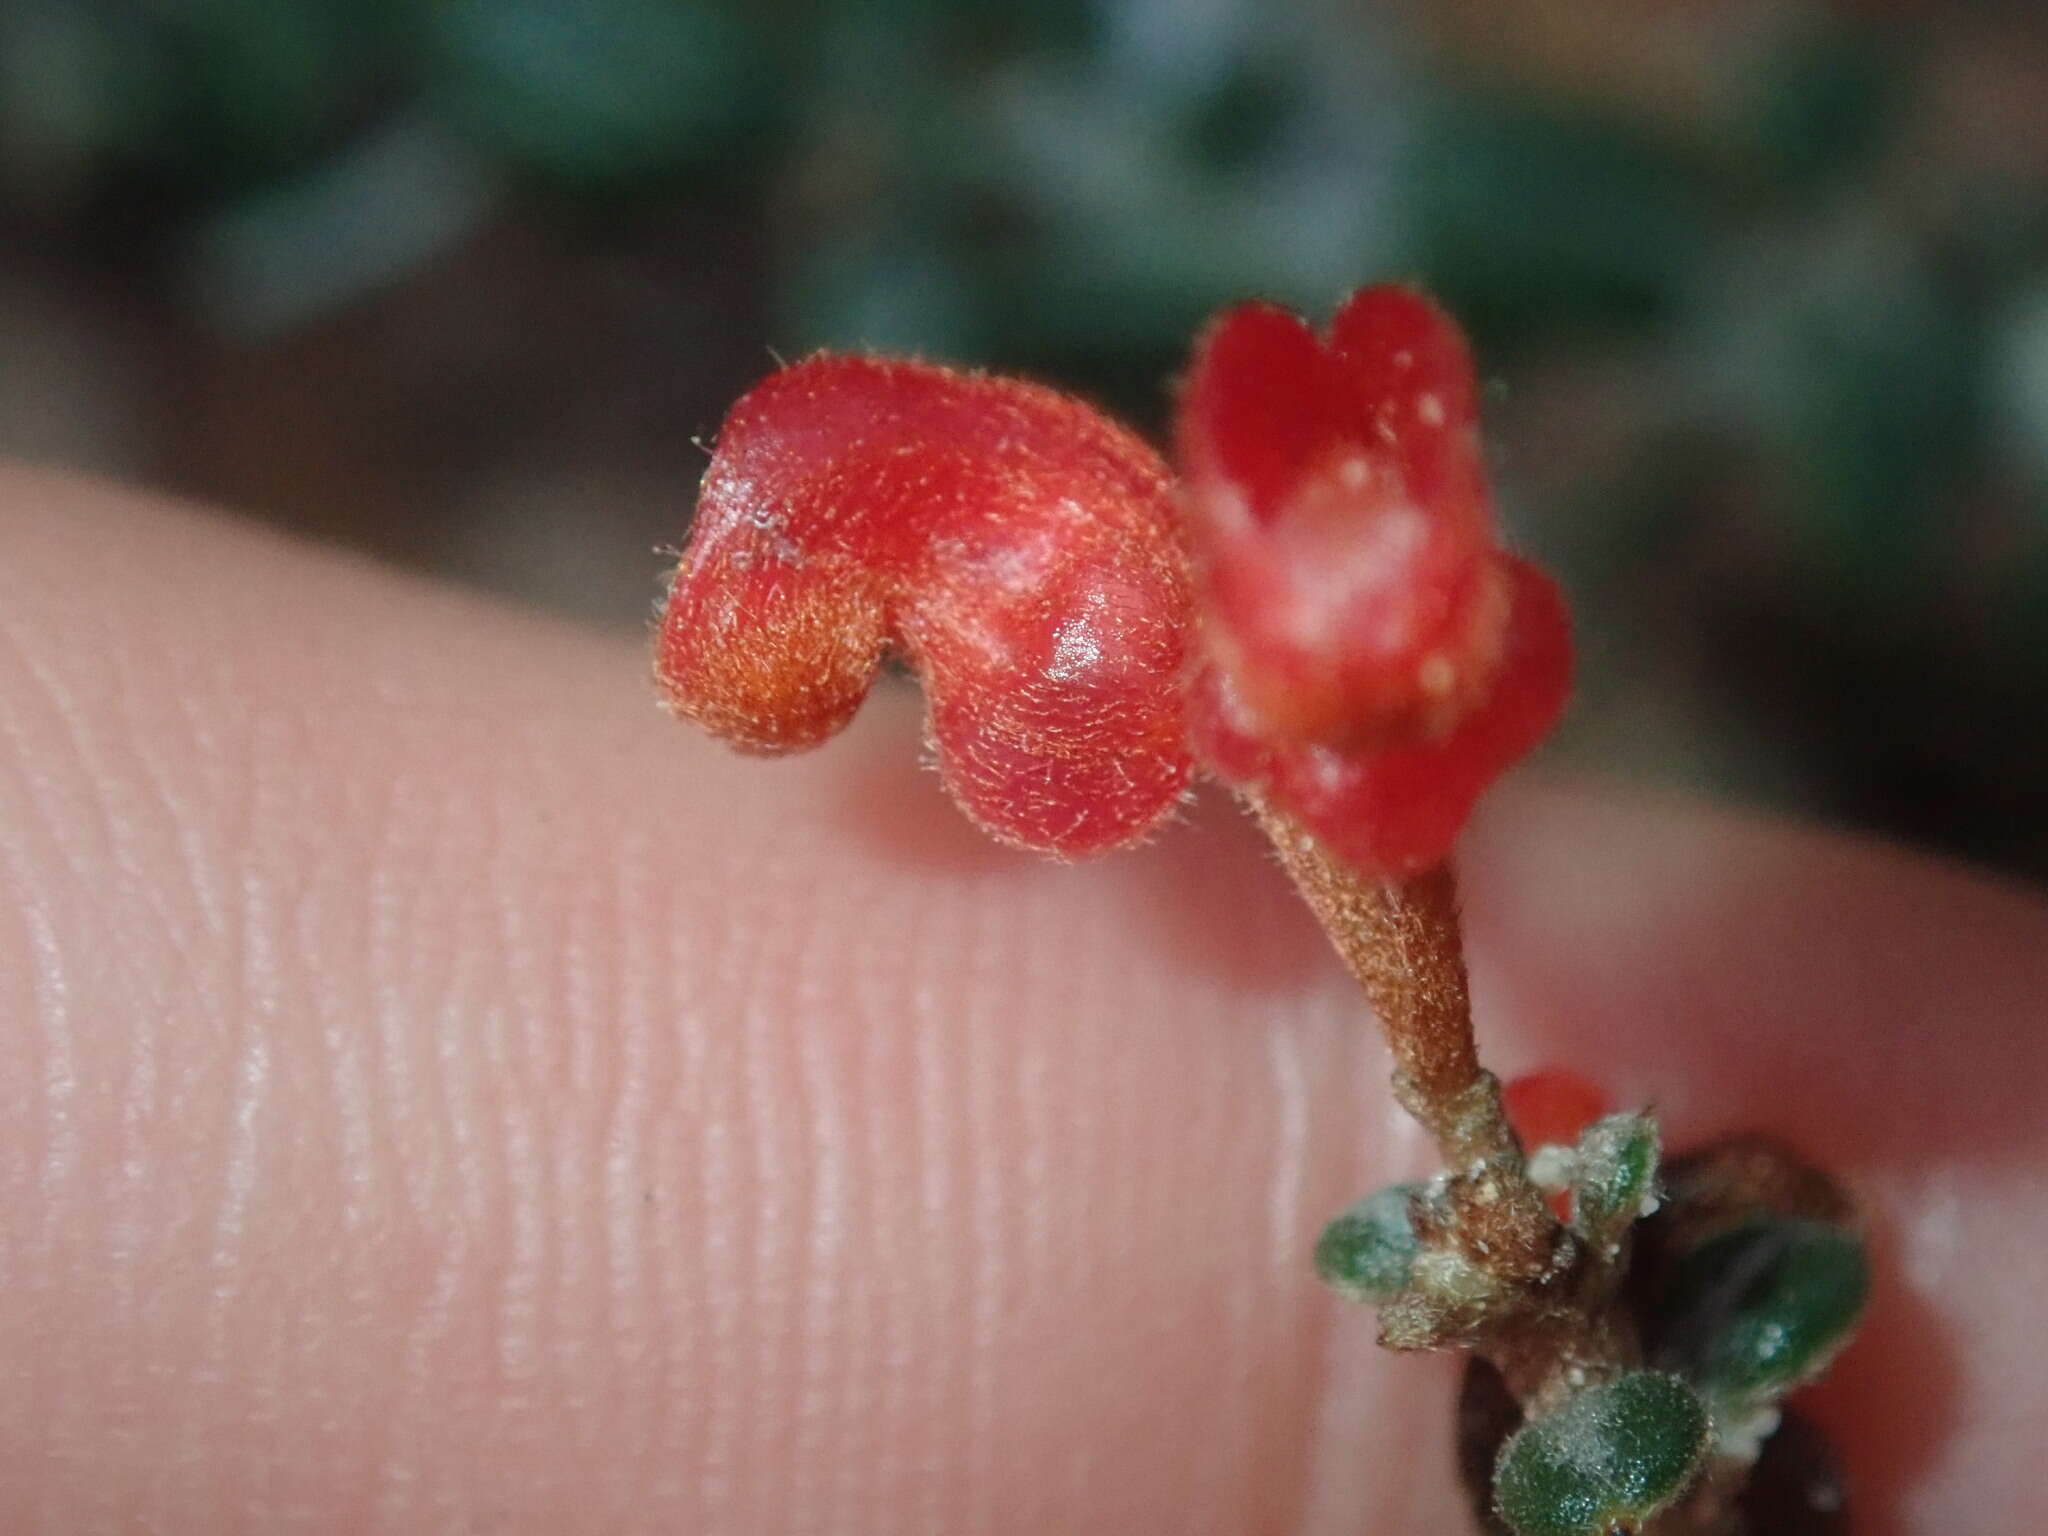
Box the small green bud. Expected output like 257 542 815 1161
1314 1183 1421 1302
1659 1218 1870 1401
1493 1372 1710 1536
1571 1112 1660 1251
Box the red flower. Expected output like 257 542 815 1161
655 355 1194 857
1177 286 1573 877
659 289 1567 874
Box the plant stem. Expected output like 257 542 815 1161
1250 795 1559 1280
1252 798 1484 1142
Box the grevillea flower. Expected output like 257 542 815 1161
655 354 1194 857
1177 286 1573 877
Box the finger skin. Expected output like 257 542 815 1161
0 463 2043 1534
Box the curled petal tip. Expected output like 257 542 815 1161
657 353 1195 857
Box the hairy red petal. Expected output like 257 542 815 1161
1193 555 1571 878
1326 284 1486 517
1177 285 1506 750
1175 302 1348 525
656 354 1194 857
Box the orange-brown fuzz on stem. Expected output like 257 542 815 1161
1251 798 1562 1289
1249 798 1480 1116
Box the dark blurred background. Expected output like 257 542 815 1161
3 0 2045 878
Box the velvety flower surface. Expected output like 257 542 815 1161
1178 287 1574 877
656 354 1195 857
1177 285 1508 749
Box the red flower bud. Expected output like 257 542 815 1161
1177 287 1574 878
655 354 1195 857
1177 285 1509 750
1504 1067 1613 1220
1503 1069 1612 1154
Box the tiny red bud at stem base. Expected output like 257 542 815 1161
1503 1069 1612 1153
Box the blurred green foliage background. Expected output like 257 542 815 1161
3 0 2046 876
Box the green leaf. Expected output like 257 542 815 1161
1658 1218 1870 1401
157 0 382 176
1314 1183 1421 1303
7 0 383 194
1687 233 1980 608
185 118 499 337
1493 1373 1709 1536
779 223 990 359
419 0 777 190
1570 1112 1659 1251
1748 27 1899 194
1401 92 1712 345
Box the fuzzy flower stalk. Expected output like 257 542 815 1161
654 288 1869 1535
1178 288 1571 1205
